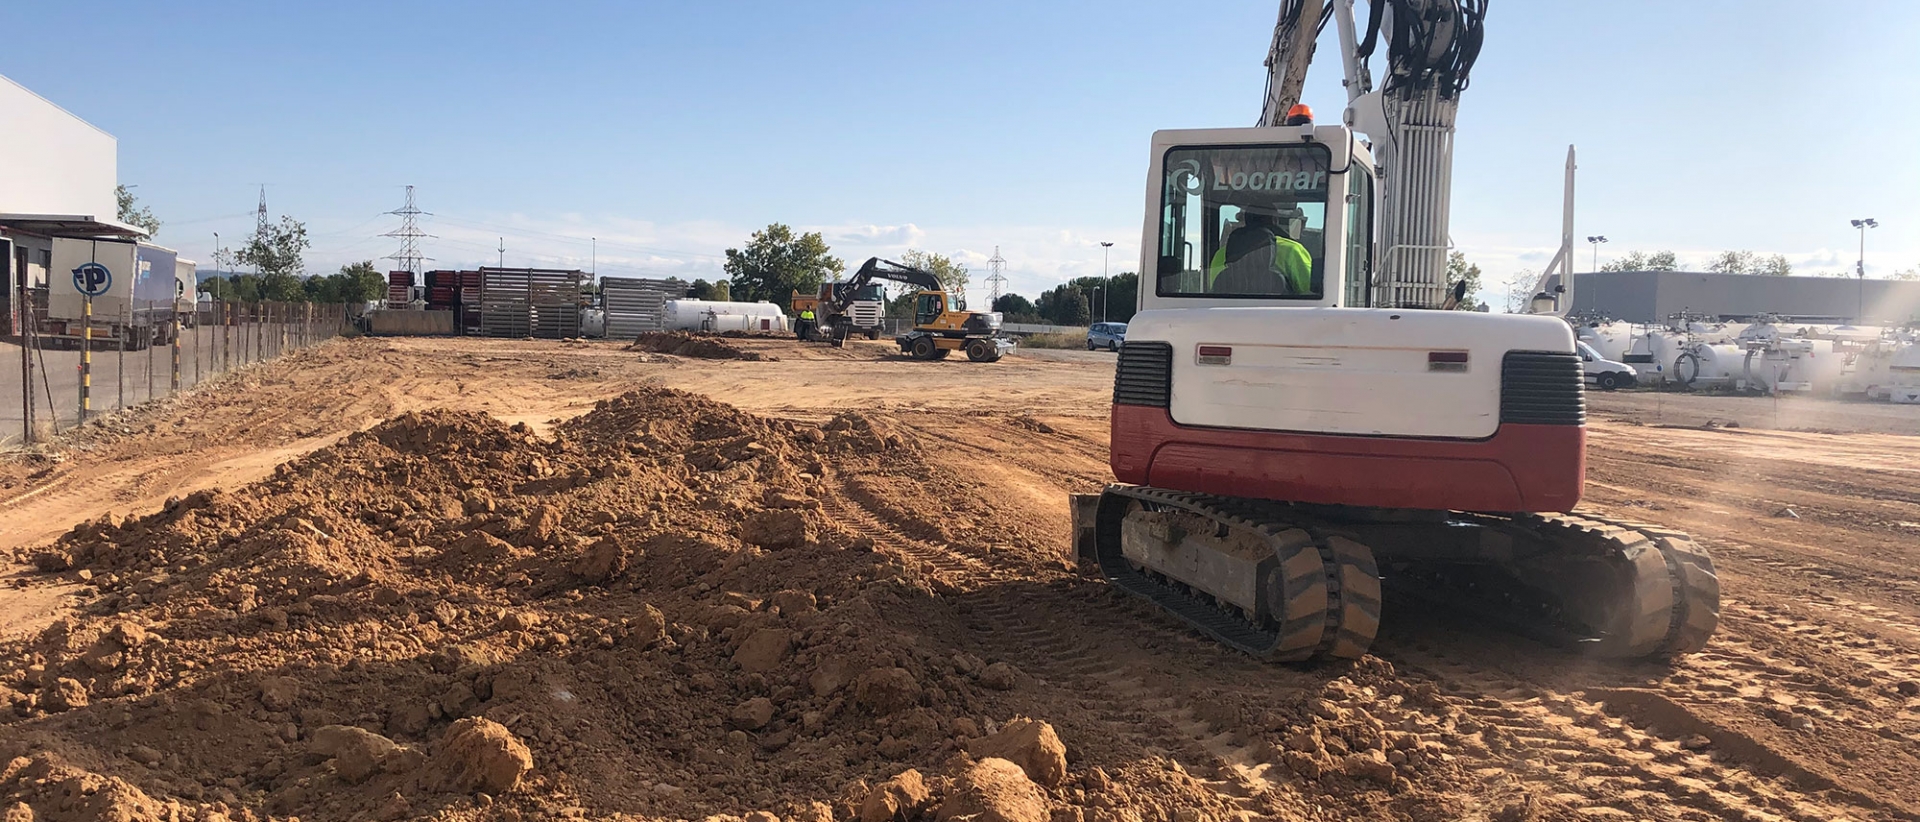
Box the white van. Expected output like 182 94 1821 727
1577 341 1637 391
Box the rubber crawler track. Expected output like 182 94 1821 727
1425 511 1722 658
1091 486 1383 663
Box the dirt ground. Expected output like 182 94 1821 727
2 334 1917 822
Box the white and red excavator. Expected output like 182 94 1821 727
1073 0 1718 661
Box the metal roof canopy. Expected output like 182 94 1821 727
0 213 147 239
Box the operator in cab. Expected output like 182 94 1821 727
1206 207 1313 296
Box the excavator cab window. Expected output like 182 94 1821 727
915 292 944 326
1157 143 1330 300
1343 163 1375 307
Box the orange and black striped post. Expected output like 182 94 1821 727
80 295 92 422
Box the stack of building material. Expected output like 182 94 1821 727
424 270 460 311
476 267 584 339
459 271 482 333
386 271 414 307
602 277 689 340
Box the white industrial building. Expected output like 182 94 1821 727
1 73 146 335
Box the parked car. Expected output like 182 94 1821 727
1087 322 1128 351
1577 341 1638 391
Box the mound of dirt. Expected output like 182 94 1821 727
629 331 777 361
0 388 1098 821
0 386 1520 822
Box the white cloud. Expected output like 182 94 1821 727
832 223 925 247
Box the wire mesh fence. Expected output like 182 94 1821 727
2 291 349 449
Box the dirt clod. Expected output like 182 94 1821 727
936 758 1047 822
312 725 401 784
732 697 777 731
40 679 86 713
734 628 794 673
741 510 812 550
965 718 1068 788
855 668 922 714
979 662 1020 691
859 769 931 822
432 717 533 794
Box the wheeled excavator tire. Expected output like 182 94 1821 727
966 338 996 362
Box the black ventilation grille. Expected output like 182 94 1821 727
1114 342 1173 407
1501 351 1586 425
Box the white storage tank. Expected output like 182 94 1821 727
1672 343 1743 388
1576 321 1635 363
661 300 790 334
1887 342 1920 403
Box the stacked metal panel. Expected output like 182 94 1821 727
386 271 414 306
476 267 583 339
459 271 482 334
424 270 460 311
602 277 688 340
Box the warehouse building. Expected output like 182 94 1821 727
1571 270 1920 325
1 72 144 335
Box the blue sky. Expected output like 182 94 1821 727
6 1 1915 301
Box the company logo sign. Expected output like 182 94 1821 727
72 262 113 297
1167 155 1329 197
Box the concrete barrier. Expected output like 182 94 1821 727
368 309 457 336
1003 323 1089 336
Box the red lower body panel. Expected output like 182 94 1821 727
1110 405 1583 513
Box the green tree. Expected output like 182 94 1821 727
1891 266 1919 281
116 185 161 237
1060 273 1139 323
689 279 719 300
1501 269 1538 313
993 293 1039 323
1706 250 1757 274
1600 250 1682 272
709 280 730 301
331 261 385 303
234 215 310 280
724 224 844 306
1035 284 1092 325
1753 254 1792 276
899 249 970 296
1057 289 1091 326
1446 251 1483 310
200 274 263 302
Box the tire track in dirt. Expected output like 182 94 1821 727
1380 608 1915 821
824 477 1302 815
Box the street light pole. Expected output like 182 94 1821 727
1586 236 1607 317
1851 218 1878 322
1100 241 1114 323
